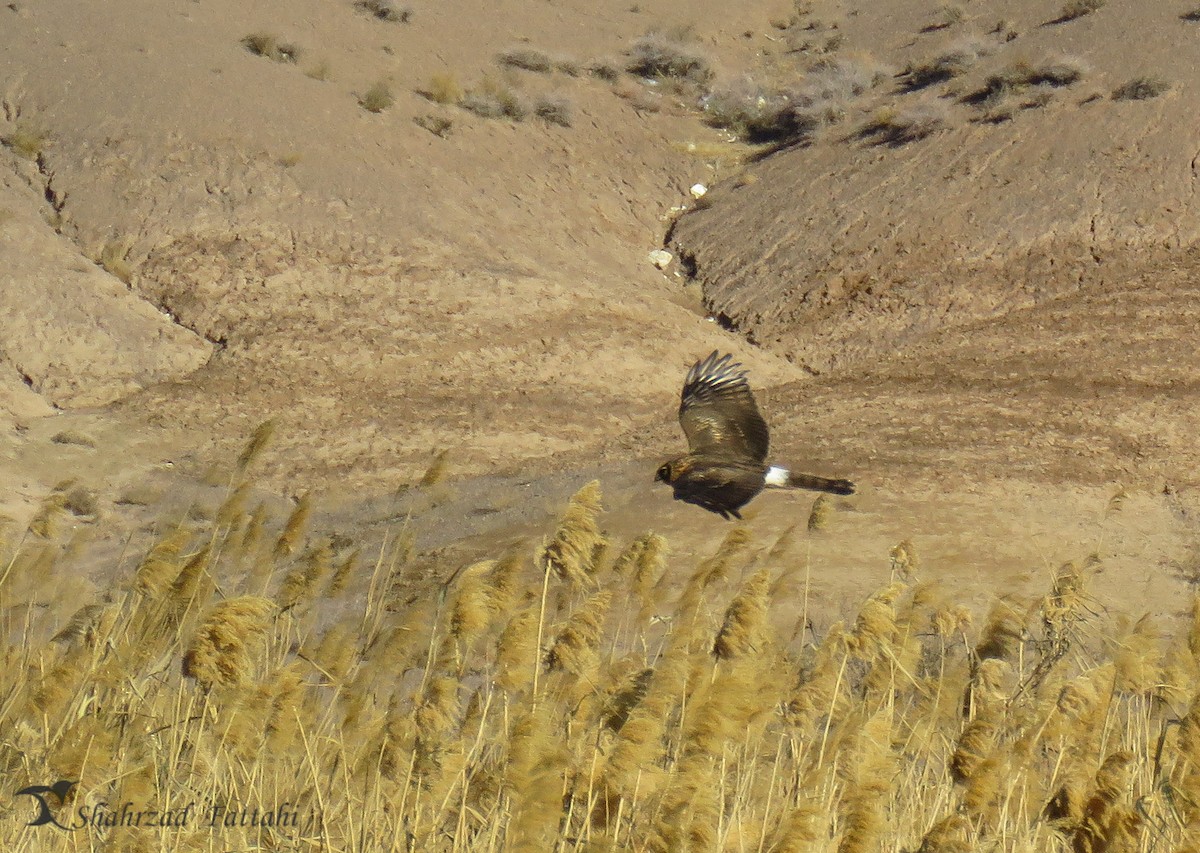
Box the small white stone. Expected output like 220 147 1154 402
648 249 673 269
690 183 707 198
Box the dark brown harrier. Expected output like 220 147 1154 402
655 351 855 519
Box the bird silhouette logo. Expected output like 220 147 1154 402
655 351 855 519
15 780 80 829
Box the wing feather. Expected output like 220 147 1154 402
678 351 770 464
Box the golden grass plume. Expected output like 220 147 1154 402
182 596 275 688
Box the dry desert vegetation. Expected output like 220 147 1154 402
4 0 1200 850
5 433 1200 852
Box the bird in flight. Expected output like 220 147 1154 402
655 351 855 519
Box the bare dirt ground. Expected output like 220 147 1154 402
3 0 1199 626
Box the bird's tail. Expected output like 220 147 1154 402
765 465 855 495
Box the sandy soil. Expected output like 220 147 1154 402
2 0 1199 624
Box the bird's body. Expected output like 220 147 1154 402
657 454 768 519
655 351 855 519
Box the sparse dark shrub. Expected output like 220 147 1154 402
861 102 948 146
534 95 573 127
992 19 1020 40
1184 9 1200 21
586 58 622 81
242 32 301 63
804 56 890 99
1 122 47 159
1022 89 1053 109
783 16 847 56
360 80 394 112
1111 76 1170 100
497 49 579 76
904 40 984 90
420 72 464 104
1030 57 1087 86
99 240 132 283
461 77 530 120
702 79 829 143
51 430 96 447
554 57 581 76
498 47 553 73
626 30 712 84
980 102 1015 123
703 58 885 143
613 80 663 113
923 4 964 31
460 94 503 119
355 0 412 22
242 32 275 57
938 4 965 24
968 56 1085 106
822 32 846 53
970 71 1021 105
62 485 98 518
1056 0 1105 22
414 114 453 137
701 78 791 138
305 59 333 81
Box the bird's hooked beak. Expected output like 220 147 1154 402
654 462 671 483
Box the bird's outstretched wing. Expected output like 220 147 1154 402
678 351 769 464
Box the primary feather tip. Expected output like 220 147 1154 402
687 350 743 382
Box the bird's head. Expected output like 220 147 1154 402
656 459 687 484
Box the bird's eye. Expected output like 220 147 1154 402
656 463 671 481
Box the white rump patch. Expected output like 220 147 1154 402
765 465 789 487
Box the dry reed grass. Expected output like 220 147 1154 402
1 449 1197 851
